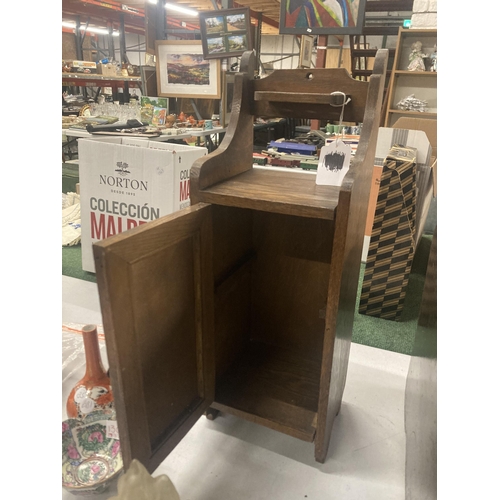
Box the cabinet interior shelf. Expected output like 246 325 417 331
213 340 321 442
200 168 340 221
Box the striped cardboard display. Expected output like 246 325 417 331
358 144 417 321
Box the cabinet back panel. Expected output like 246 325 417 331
250 212 334 358
212 205 253 285
214 261 253 378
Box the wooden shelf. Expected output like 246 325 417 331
394 70 437 76
388 110 437 117
199 168 340 221
351 48 396 58
62 73 142 89
213 340 321 442
384 27 437 126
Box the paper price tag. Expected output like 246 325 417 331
315 139 352 186
74 387 87 403
106 420 120 440
79 397 95 414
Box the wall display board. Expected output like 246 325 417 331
156 40 221 99
199 8 253 60
279 0 366 35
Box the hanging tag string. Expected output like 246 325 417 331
330 91 350 144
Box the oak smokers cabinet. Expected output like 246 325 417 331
93 50 388 472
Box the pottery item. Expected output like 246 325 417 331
166 114 176 127
62 413 124 495
66 324 114 419
108 459 180 500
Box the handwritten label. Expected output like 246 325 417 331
106 420 120 440
79 397 95 414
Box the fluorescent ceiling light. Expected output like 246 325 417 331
164 3 198 16
148 0 158 3
62 21 120 36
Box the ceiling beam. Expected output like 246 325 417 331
365 0 414 12
233 2 279 29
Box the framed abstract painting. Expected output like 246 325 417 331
279 0 367 35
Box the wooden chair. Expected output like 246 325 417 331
93 49 388 472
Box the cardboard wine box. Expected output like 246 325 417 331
359 145 418 321
78 137 207 273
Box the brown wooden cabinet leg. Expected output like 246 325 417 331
205 407 220 420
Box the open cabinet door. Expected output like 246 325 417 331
93 202 215 473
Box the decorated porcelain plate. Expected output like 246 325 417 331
62 414 123 495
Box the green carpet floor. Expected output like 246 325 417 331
62 235 432 356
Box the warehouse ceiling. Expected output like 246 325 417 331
62 1 413 38
62 0 282 36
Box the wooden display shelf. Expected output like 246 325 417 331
62 73 142 88
384 27 437 126
394 70 437 76
387 110 437 117
199 168 340 221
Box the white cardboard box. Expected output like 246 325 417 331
79 137 207 273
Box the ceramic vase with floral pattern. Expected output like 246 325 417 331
66 324 114 419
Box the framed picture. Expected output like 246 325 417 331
299 35 314 68
199 8 253 60
144 3 157 55
155 40 221 99
279 0 367 35
221 72 236 127
140 96 168 124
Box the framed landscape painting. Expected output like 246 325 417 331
199 8 253 60
155 40 221 99
279 0 367 35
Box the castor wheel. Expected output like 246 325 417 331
205 407 220 420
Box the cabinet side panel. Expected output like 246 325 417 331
315 52 388 463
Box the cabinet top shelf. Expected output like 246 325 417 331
198 168 340 220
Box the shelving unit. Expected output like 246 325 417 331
62 73 142 102
384 27 437 126
349 1 414 81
